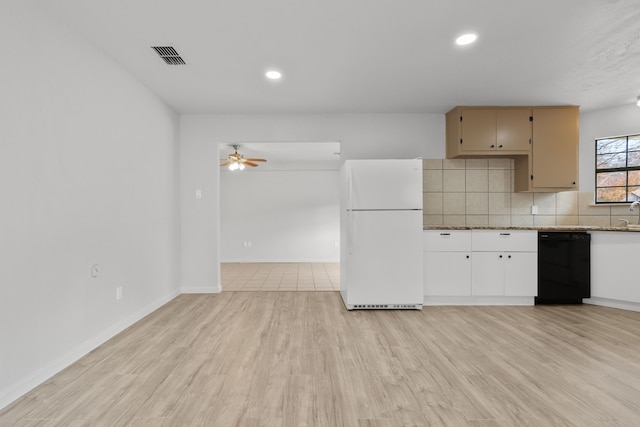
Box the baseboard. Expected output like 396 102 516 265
583 297 640 312
220 259 340 263
181 285 221 294
423 296 535 306
0 289 181 411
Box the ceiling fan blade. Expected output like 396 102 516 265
244 161 259 167
220 161 230 167
244 158 267 162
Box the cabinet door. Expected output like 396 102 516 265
461 109 497 152
591 231 640 303
497 109 531 151
503 252 538 296
424 252 471 296
471 252 504 296
531 108 578 188
446 107 463 158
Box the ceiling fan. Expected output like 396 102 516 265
220 144 267 170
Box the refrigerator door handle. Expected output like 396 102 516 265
347 167 353 210
348 210 354 254
347 167 354 254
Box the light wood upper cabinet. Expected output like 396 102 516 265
446 107 531 156
497 109 532 151
460 109 497 152
446 105 579 192
514 106 579 192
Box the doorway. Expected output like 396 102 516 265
218 142 341 292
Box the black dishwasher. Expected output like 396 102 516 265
536 231 590 304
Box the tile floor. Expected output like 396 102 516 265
221 262 340 291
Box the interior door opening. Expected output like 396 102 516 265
217 141 341 291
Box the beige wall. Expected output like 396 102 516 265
423 159 638 227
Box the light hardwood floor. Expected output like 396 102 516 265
221 262 340 291
2 293 640 426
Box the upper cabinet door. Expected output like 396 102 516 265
447 107 532 157
497 109 531 151
460 109 497 152
531 107 579 189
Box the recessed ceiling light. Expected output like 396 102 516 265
265 70 282 80
456 33 477 46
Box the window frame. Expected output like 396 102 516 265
594 134 640 204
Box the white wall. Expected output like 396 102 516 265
220 170 340 262
0 1 181 408
579 104 640 193
180 114 445 291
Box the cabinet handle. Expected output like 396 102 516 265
490 144 495 148
498 145 503 148
499 255 503 258
466 255 470 259
499 233 510 236
572 181 576 185
508 255 512 259
440 233 451 236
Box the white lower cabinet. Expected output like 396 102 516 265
424 251 471 296
424 229 538 304
423 230 472 297
472 251 537 296
589 231 640 307
503 252 537 296
471 252 504 296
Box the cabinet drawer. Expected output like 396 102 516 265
423 230 472 252
472 230 537 252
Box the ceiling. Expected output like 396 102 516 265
33 0 640 115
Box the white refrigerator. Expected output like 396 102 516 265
340 159 423 310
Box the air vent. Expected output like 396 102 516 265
151 46 186 65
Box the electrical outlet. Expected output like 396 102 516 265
116 286 123 301
531 205 538 215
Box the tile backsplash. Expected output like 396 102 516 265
423 158 637 227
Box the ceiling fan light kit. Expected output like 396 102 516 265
220 144 267 171
228 162 244 171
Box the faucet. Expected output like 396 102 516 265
630 201 640 224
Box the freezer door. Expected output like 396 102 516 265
343 210 423 305
345 159 422 210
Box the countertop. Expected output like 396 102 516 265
424 225 640 232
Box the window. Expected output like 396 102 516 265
595 134 640 203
